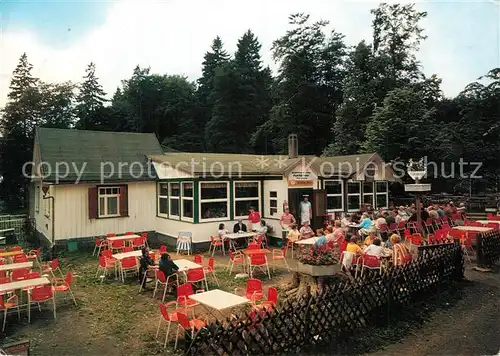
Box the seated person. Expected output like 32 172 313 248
332 220 345 243
314 229 328 247
363 231 376 247
159 253 179 278
233 219 247 233
286 224 301 245
391 234 411 266
325 226 334 241
363 238 384 258
139 247 155 289
299 221 314 239
345 236 363 255
359 213 374 237
256 220 268 235
218 223 228 239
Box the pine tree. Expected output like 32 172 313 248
0 53 40 209
75 62 107 130
196 37 230 150
205 30 272 153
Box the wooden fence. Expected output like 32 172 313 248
476 230 500 267
186 243 464 355
0 214 28 243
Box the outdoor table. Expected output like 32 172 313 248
224 232 256 250
0 261 33 272
107 234 140 242
295 237 318 245
452 226 493 232
112 250 142 260
241 249 271 256
173 259 202 272
188 289 249 320
0 277 50 295
476 220 500 225
0 251 24 258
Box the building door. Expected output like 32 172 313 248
288 188 314 227
312 189 327 229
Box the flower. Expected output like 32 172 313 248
298 244 338 266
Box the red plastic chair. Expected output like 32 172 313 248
227 250 244 275
132 237 146 250
13 254 28 263
159 245 167 254
155 301 180 348
27 248 41 265
121 246 134 253
186 267 208 290
120 257 138 282
28 285 56 323
93 238 107 256
203 258 219 287
244 278 263 303
254 287 278 311
106 233 116 238
193 254 203 265
52 272 77 306
124 232 134 236
11 268 29 281
248 254 271 279
152 270 179 302
208 236 224 256
96 255 116 282
271 246 290 272
24 272 41 279
0 294 20 331
247 242 259 250
174 312 206 350
487 212 494 220
360 255 382 277
176 283 203 311
110 240 125 252
8 246 22 252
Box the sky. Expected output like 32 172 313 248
0 0 499 109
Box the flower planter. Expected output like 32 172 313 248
296 262 336 276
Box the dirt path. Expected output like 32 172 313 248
369 267 500 356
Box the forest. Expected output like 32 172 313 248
0 3 499 210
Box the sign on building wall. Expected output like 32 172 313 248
288 171 314 187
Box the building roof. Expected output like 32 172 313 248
35 128 163 183
148 152 381 178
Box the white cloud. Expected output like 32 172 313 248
0 0 494 108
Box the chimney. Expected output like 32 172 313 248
288 134 298 158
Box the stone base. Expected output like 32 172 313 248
297 262 336 276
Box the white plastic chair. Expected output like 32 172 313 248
176 232 192 255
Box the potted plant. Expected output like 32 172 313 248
297 244 338 276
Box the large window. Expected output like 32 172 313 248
363 182 374 207
169 183 180 218
325 180 343 211
181 182 194 221
375 181 389 209
234 181 260 218
158 183 168 216
200 182 229 221
98 187 120 218
347 181 361 211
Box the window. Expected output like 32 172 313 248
98 187 120 218
269 191 278 216
363 182 374 207
200 182 229 221
375 181 389 209
35 185 40 213
325 180 343 211
169 183 180 218
347 181 361 211
181 182 194 221
234 181 260 218
44 195 50 217
158 183 168 216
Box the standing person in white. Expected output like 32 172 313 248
300 195 312 226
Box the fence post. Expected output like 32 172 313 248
476 233 485 268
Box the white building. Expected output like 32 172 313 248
29 129 397 249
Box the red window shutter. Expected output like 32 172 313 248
88 187 98 219
119 185 129 217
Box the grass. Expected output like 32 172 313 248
2 249 293 355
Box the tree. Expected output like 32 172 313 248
196 36 230 150
0 53 40 209
371 3 427 85
252 13 347 155
39 81 76 128
75 62 108 130
205 30 272 153
362 87 436 161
